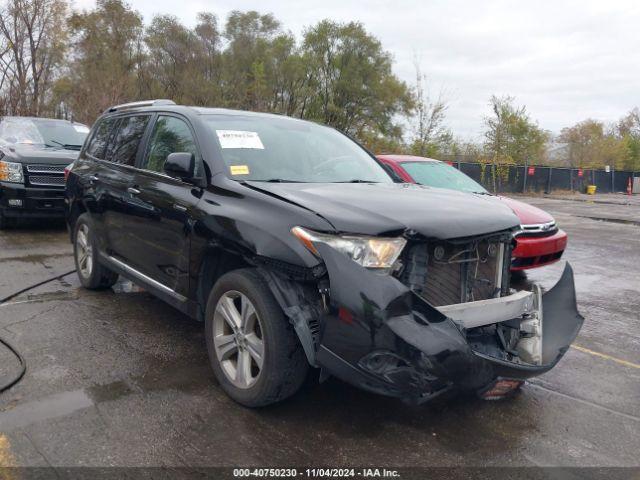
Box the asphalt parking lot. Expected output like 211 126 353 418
0 195 638 470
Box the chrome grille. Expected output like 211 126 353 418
26 164 66 188
26 164 66 174
27 175 65 187
515 221 558 238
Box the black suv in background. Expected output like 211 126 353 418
66 100 583 407
0 116 89 228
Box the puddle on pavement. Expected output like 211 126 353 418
86 380 134 403
0 253 72 265
0 390 93 431
87 361 212 403
132 358 213 394
0 363 212 431
6 290 79 306
24 290 78 302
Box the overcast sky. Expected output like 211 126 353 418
74 0 640 139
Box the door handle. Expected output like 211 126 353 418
173 204 187 212
127 187 141 195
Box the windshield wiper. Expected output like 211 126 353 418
334 179 381 183
48 139 83 150
253 179 380 183
255 179 304 183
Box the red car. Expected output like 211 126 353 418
377 155 567 271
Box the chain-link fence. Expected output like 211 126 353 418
448 162 637 194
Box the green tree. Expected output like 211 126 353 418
616 108 640 170
141 12 224 106
261 33 309 116
300 20 413 140
484 95 548 165
61 0 144 123
192 12 223 105
558 119 626 169
221 10 282 110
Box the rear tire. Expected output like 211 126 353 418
205 268 309 407
73 213 118 290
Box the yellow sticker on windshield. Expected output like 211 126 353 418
230 165 250 175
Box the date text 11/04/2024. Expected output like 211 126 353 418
232 468 400 478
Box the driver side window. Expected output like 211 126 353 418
143 115 199 173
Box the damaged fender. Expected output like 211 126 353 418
258 268 323 366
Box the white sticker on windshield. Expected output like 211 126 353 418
73 125 90 133
216 130 264 150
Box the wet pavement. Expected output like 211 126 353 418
0 200 638 469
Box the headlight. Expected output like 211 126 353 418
292 226 406 271
0 160 24 183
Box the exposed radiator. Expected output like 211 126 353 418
400 236 510 307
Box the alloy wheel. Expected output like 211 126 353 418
212 291 264 389
76 224 93 279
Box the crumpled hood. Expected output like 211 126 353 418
1 144 79 164
246 182 520 239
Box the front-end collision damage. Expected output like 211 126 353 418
258 268 324 367
540 263 584 365
260 238 583 402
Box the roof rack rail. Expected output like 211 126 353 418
105 99 176 113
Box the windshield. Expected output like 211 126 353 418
0 118 89 149
203 115 392 183
401 161 488 194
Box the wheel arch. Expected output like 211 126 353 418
194 246 322 367
195 247 252 322
67 199 87 242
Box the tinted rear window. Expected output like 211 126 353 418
108 115 150 166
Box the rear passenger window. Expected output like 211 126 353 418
86 117 116 159
109 115 150 166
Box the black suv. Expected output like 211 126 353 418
66 100 583 407
0 116 89 228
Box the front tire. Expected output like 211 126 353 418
73 213 118 290
205 268 309 407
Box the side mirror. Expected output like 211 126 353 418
164 152 206 187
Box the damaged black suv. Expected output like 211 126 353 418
66 100 583 407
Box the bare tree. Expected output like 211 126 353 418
0 0 67 116
411 61 450 157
